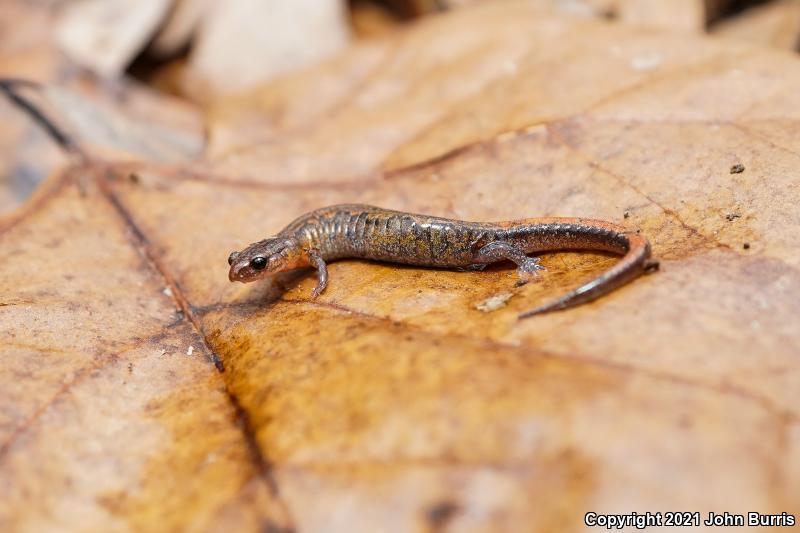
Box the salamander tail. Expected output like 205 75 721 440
518 230 652 319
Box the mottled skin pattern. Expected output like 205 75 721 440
228 204 652 317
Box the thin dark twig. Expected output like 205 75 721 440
0 78 88 162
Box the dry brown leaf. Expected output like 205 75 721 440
55 0 172 78
2 1 800 531
0 1 76 215
350 0 405 38
0 1 64 82
52 0 352 103
0 97 65 214
150 0 214 58
711 0 800 52
0 175 292 532
182 0 351 101
395 0 731 32
612 0 706 31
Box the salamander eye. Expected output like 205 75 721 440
228 251 239 266
250 256 267 270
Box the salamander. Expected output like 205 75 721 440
228 204 652 318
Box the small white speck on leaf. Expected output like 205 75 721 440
163 287 173 297
186 346 194 356
631 52 662 72
496 130 519 143
559 0 595 17
476 292 514 312
523 124 547 137
203 452 218 466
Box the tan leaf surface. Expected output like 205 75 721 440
0 1 63 82
0 175 292 532
2 1 800 531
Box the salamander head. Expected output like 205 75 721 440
228 237 304 283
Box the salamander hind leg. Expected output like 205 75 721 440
474 241 546 282
516 256 546 281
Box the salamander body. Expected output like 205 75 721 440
228 204 652 317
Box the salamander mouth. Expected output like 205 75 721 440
228 263 252 282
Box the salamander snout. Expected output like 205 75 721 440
228 252 268 283
229 256 267 283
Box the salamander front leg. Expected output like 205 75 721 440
474 241 546 281
307 249 328 298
